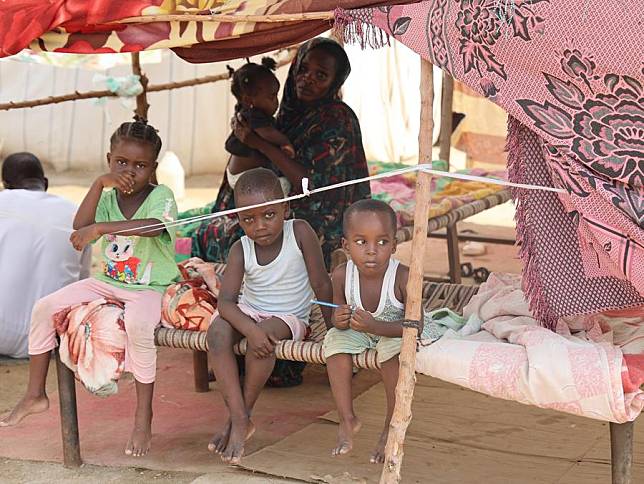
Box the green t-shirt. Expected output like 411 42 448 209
94 185 180 293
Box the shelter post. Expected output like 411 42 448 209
438 72 454 168
131 52 149 120
380 57 434 483
438 72 460 282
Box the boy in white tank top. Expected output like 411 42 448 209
323 199 435 464
203 168 332 465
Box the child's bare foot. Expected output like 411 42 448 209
125 410 152 457
332 416 361 457
370 427 389 464
221 416 255 465
210 418 256 455
208 419 231 454
0 395 49 427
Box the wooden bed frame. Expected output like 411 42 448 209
53 279 637 483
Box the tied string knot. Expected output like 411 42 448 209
301 177 311 196
402 319 421 333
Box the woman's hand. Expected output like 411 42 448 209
70 224 100 251
184 258 216 279
333 305 352 330
183 258 220 290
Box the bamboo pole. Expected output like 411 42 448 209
131 52 149 120
438 72 454 169
380 57 434 483
113 12 333 25
0 49 297 112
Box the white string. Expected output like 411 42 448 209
127 164 565 235
0 166 565 235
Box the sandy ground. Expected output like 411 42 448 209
0 457 296 483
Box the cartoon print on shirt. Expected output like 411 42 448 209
102 234 152 284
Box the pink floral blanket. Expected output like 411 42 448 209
416 274 643 423
336 1 644 326
55 299 126 396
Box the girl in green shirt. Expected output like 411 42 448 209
1 119 179 458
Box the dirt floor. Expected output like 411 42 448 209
3 173 639 483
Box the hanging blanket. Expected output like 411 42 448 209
336 0 644 326
416 273 643 423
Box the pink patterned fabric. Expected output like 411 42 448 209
335 1 644 326
415 274 642 423
55 299 126 396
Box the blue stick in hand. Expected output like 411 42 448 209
311 299 340 309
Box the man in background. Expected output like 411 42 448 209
0 152 90 358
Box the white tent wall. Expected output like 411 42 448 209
344 41 442 164
0 44 440 176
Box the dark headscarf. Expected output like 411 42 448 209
277 38 351 132
192 38 369 268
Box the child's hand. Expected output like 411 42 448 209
247 326 279 359
98 172 136 195
280 144 296 158
70 224 100 251
333 305 352 330
350 309 377 334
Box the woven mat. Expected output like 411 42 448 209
241 377 643 483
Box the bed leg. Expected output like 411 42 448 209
610 420 634 484
193 350 210 392
55 350 81 467
446 224 461 284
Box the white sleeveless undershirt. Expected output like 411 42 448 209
344 258 405 322
239 219 314 323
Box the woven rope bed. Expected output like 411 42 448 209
155 280 479 370
394 189 511 242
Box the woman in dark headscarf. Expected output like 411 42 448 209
192 37 370 268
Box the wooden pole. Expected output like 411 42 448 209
0 49 297 112
438 72 454 168
438 72 460 282
380 57 434 483
131 52 149 121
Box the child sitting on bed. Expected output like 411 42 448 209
194 168 332 464
225 58 293 196
0 119 180 458
323 199 435 464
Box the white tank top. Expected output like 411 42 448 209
344 258 405 322
239 219 314 323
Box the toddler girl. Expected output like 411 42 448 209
225 58 293 195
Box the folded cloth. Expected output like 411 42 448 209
55 299 126 397
416 273 643 423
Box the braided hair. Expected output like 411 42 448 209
227 57 278 101
109 116 162 159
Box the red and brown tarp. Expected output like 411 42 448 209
0 0 408 62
